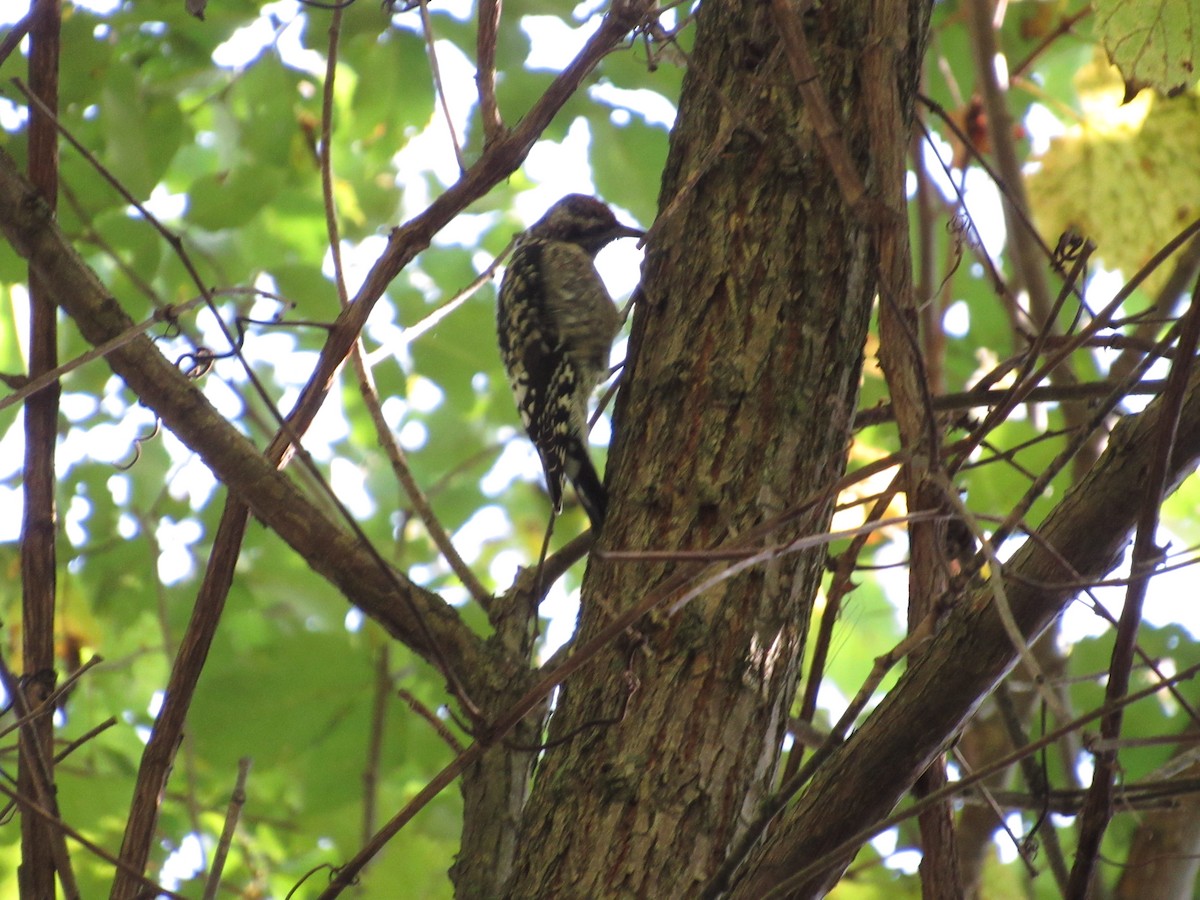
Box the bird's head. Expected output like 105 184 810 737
526 194 644 257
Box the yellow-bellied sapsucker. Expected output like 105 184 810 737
497 194 643 530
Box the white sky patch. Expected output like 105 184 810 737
884 847 922 876
0 1 29 26
139 183 188 221
522 15 600 70
452 506 510 564
489 438 546 494
325 234 390 298
211 11 280 69
1060 528 1200 645
588 408 613 447
285 378 352 461
160 435 219 510
480 437 528 498
815 678 850 726
60 391 99 423
64 494 91 547
959 166 1006 260
330 457 375 520
595 234 644 300
1025 102 1065 156
518 119 597 214
210 1 322 74
77 0 121 14
0 96 28 132
391 39 477 196
408 375 445 413
539 583 581 660
59 412 157 468
870 827 905 869
590 83 677 129
157 517 204 584
107 474 129 505
197 374 246 422
995 812 1025 864
380 394 409 433
159 832 207 892
434 211 501 250
915 134 1007 260
398 419 428 451
272 9 325 76
943 299 970 338
118 512 139 540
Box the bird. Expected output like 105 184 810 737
496 194 643 530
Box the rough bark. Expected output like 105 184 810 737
19 0 63 895
503 2 930 895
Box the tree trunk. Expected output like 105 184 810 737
504 2 932 894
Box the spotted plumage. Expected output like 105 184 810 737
497 195 643 530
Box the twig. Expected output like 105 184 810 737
1009 6 1092 80
475 0 504 143
933 476 1069 721
362 645 389 842
853 379 1170 428
0 779 187 898
1068 262 1200 894
759 662 1200 899
202 757 251 900
419 0 467 173
399 687 465 753
769 0 869 214
0 299 205 413
782 471 904 784
0 652 78 897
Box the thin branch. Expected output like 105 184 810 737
1068 263 1200 894
475 0 504 144
0 780 187 899
1009 5 1092 80
419 0 467 174
856 379 1170 429
201 757 251 900
769 0 869 215
757 663 1200 899
19 0 67 892
0 653 78 898
0 298 206 413
398 687 465 753
361 645 389 843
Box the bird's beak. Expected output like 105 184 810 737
616 224 645 245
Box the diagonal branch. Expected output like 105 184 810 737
730 358 1200 897
1068 267 1200 893
476 0 504 143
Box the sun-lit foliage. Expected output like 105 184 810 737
2 0 1200 896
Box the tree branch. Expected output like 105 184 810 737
732 362 1200 897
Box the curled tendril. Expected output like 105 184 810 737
177 346 217 379
114 416 162 471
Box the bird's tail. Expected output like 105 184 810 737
564 443 607 531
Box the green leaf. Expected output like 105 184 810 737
1028 58 1200 296
1095 0 1200 96
186 163 287 230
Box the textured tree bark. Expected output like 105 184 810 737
20 0 64 895
503 2 931 895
